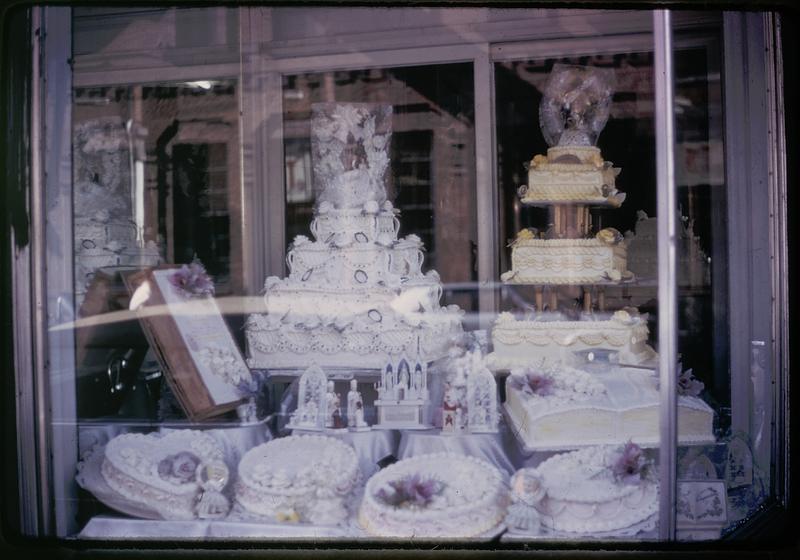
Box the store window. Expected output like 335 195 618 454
3 5 790 548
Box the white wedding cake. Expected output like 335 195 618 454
358 452 509 538
532 444 658 533
234 434 360 525
246 103 462 371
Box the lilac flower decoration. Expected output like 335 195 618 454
509 371 555 397
677 364 704 397
157 451 200 484
376 475 444 508
168 260 215 298
611 441 650 485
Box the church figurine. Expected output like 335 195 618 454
287 364 328 431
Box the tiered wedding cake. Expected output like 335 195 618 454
489 64 714 453
246 103 462 371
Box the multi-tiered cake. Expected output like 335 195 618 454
246 103 462 371
490 64 714 453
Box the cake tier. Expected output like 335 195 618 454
501 238 628 285
488 310 656 369
358 452 509 538
235 434 360 523
310 202 399 245
533 446 659 533
246 303 462 370
502 366 715 452
523 145 624 207
101 431 226 521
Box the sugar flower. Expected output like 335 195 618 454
376 474 444 508
168 259 214 298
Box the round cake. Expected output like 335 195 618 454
234 434 360 525
358 452 509 538
533 445 658 533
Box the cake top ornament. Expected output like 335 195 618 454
311 102 392 209
539 64 616 147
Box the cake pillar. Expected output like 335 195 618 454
598 287 606 311
549 289 558 312
583 287 592 313
535 287 544 311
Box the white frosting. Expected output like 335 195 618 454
534 446 658 533
503 366 715 451
246 111 463 371
100 431 226 521
504 238 628 285
489 309 657 367
235 435 360 524
358 452 509 538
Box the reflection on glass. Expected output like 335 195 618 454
72 81 242 421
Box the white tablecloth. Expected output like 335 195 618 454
396 427 518 477
78 515 356 539
292 428 399 478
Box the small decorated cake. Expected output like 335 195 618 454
100 430 231 521
358 452 509 538
502 363 715 451
533 442 658 533
234 434 360 525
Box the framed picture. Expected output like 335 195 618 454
122 264 252 420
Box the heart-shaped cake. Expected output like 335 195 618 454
101 430 228 520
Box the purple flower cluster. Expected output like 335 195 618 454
157 451 200 484
376 474 444 508
168 260 215 298
611 440 651 485
677 365 704 397
509 371 555 397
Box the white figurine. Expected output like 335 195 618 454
347 379 370 431
325 380 345 429
505 468 546 534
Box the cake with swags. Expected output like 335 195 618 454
489 64 715 453
531 442 658 534
246 103 462 372
234 434 360 526
358 452 509 538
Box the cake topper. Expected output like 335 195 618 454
311 102 392 209
539 64 616 147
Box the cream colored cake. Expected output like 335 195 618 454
522 146 625 207
502 364 715 452
501 235 628 285
488 309 656 370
